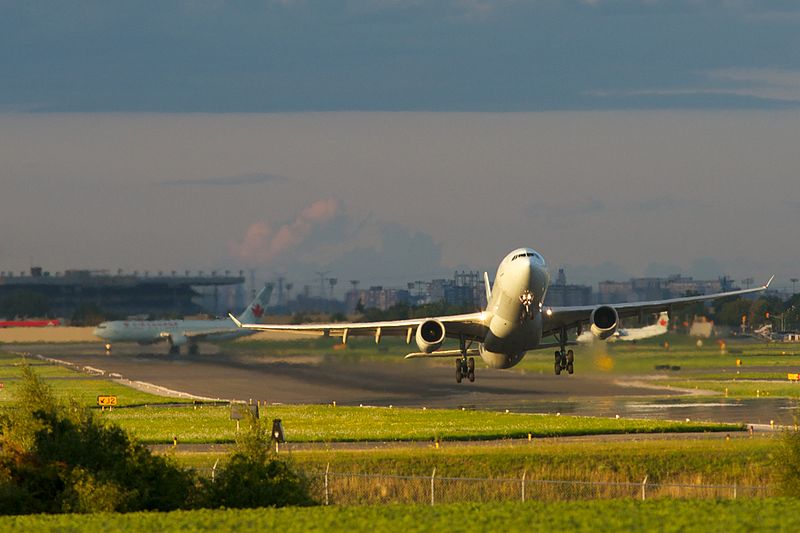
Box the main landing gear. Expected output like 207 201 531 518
553 326 574 376
554 349 574 375
455 335 475 383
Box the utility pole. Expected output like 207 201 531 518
328 278 338 300
791 278 798 295
315 271 330 299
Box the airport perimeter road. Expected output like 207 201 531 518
16 343 669 411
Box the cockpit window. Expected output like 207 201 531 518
511 251 546 265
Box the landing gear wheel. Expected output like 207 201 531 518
455 359 463 383
169 345 180 355
188 344 199 355
567 350 574 364
567 363 574 374
467 357 475 382
554 361 562 375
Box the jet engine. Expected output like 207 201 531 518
590 305 619 340
415 320 446 353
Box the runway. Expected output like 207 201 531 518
14 342 797 425
17 342 665 406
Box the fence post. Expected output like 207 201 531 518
431 468 436 506
324 463 330 506
641 475 648 501
521 470 527 502
733 482 737 500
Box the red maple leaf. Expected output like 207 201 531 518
251 304 264 318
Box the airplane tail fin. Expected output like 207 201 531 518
235 283 274 324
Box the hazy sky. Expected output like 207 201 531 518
1 2 798 292
2 1 800 112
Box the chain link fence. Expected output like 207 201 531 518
193 466 772 504
309 470 772 505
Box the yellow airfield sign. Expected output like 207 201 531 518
97 395 118 407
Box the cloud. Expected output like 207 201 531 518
591 68 800 105
159 172 288 187
229 198 341 263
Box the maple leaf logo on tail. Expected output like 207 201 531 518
251 304 264 318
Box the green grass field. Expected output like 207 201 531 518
102 403 742 444
2 499 799 532
0 352 193 406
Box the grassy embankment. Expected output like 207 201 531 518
3 499 800 532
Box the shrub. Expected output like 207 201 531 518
203 410 315 508
0 366 196 514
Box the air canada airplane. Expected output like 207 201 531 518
94 284 273 355
577 312 670 343
231 248 771 383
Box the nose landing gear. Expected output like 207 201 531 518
553 325 575 375
455 356 475 383
455 335 476 383
519 290 535 322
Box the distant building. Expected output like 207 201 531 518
0 267 244 319
545 268 594 306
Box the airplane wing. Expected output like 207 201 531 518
230 312 488 343
542 276 773 338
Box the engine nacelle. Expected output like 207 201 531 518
415 320 446 354
590 305 619 340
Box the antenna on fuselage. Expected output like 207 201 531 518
483 272 492 304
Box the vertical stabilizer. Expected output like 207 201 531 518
236 283 274 323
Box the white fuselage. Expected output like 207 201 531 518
479 248 550 369
93 318 247 346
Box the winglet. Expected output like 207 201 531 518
764 275 775 289
229 313 243 328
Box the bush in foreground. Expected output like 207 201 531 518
0 366 195 513
0 366 315 514
202 410 315 508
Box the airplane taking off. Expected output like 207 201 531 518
576 312 669 343
232 248 771 382
94 284 273 355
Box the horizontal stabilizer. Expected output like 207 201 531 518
404 348 481 359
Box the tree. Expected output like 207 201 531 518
202 410 314 508
70 303 108 326
715 298 753 328
0 366 196 514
